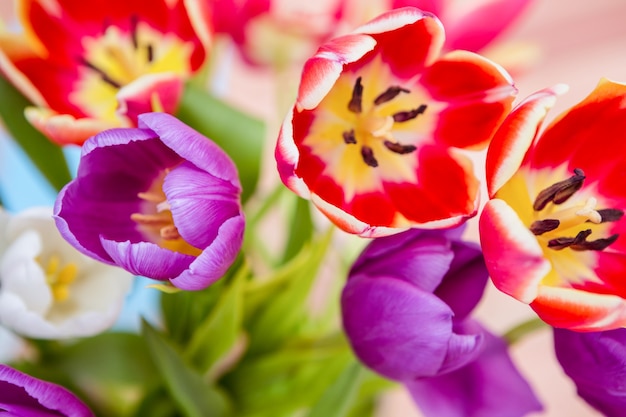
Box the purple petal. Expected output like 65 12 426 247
54 130 181 262
341 274 454 380
0 364 94 417
138 113 241 187
554 328 626 417
163 162 242 249
407 323 542 417
100 238 195 280
170 215 245 290
437 321 484 374
434 240 489 320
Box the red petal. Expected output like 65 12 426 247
365 10 444 80
25 107 119 145
385 145 478 223
531 286 626 331
479 199 552 303
485 84 567 197
297 34 376 109
530 79 626 181
422 50 515 102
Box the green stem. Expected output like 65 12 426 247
503 317 547 345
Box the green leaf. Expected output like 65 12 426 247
245 228 334 353
185 264 247 377
142 320 231 417
223 342 352 416
176 84 265 202
308 361 365 417
0 74 72 191
281 195 314 263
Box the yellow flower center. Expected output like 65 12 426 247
39 254 78 302
72 17 194 122
130 170 202 257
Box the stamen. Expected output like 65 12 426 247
384 140 416 154
374 86 410 106
547 229 619 251
533 168 585 211
548 229 592 250
596 209 624 223
571 234 619 251
348 77 364 113
130 212 172 225
530 219 560 235
361 146 378 167
130 15 139 49
79 58 122 89
138 191 165 203
343 129 357 144
147 44 154 63
160 225 181 240
393 104 427 123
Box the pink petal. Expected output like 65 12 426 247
531 286 626 331
485 84 568 197
444 0 534 52
479 199 551 303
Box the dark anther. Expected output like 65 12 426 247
548 229 592 250
348 77 364 113
548 229 619 251
595 208 624 223
374 86 410 106
147 44 154 63
78 58 122 89
530 219 560 235
384 140 417 154
361 146 378 167
571 234 619 251
533 168 585 211
342 129 357 144
130 15 139 49
392 104 428 123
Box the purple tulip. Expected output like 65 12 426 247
54 113 245 291
0 364 94 417
407 322 542 417
342 227 542 417
554 328 626 417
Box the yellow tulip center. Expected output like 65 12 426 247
341 76 424 168
72 17 193 122
40 254 78 302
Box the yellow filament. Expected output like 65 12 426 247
42 255 79 302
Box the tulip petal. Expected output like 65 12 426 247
342 274 454 380
116 72 184 124
0 365 95 417
531 286 626 331
485 84 568 197
407 323 542 417
554 328 626 417
479 199 551 303
138 112 241 186
101 238 195 280
170 215 245 290
297 34 377 110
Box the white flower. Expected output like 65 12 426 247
0 207 133 339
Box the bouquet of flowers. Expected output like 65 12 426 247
0 1 625 416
